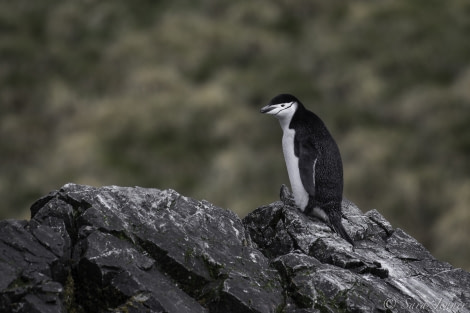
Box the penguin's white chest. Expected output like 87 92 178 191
282 128 309 210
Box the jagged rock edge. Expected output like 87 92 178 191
43 188 260 312
4 185 469 313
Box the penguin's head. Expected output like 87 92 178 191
260 94 299 120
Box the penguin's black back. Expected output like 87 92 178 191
290 102 343 206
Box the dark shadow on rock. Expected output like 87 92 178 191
1 184 469 313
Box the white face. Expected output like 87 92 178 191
260 101 297 120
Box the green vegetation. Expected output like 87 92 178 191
1 1 469 270
64 271 81 313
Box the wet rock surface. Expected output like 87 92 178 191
1 183 469 312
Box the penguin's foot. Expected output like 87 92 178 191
280 184 296 207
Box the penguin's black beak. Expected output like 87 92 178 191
260 105 274 114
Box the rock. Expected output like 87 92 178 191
1 183 469 313
244 199 470 313
0 219 66 313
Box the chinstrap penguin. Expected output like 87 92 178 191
261 94 354 245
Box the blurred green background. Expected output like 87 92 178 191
1 1 469 270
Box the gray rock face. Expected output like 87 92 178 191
1 184 469 313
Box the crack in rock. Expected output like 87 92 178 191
1 184 469 313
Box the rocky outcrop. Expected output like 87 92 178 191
0 183 469 313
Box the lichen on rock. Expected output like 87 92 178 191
0 184 469 313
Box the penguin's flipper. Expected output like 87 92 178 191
297 140 318 198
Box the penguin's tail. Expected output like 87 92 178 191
327 205 355 246
331 218 355 246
